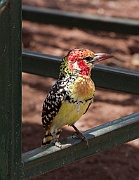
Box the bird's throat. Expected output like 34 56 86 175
69 76 95 102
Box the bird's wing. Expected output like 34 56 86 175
42 78 67 129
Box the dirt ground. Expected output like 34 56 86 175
22 1 139 179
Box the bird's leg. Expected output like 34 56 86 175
51 130 62 148
52 135 62 148
71 124 89 147
52 129 71 149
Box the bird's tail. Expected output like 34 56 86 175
42 129 62 145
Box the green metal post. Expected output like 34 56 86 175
0 0 22 179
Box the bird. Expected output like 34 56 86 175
42 48 112 148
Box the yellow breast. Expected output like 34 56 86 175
50 76 95 134
50 100 91 133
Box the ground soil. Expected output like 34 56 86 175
22 1 139 179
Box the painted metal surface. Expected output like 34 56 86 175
22 5 139 35
0 0 22 179
22 112 139 179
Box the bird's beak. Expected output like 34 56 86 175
91 53 113 64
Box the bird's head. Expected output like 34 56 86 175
60 48 113 77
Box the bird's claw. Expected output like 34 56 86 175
72 132 89 147
55 141 71 149
55 141 62 148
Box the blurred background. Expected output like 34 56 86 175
22 1 139 179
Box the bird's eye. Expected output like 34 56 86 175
84 56 93 61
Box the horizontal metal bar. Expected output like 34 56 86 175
93 65 139 95
22 5 139 35
22 50 60 79
22 112 139 179
22 50 139 94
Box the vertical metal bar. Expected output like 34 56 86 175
0 0 22 179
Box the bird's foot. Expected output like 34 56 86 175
51 131 71 149
54 141 71 149
71 124 89 147
54 141 62 148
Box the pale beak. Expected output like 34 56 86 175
91 53 113 64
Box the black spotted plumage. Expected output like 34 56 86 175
42 75 77 129
42 80 65 128
41 75 79 146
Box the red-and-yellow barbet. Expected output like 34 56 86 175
42 48 112 148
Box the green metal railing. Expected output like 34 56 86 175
22 50 139 94
0 0 22 179
0 1 139 179
22 5 139 35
